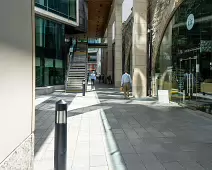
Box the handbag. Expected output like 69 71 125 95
120 87 123 92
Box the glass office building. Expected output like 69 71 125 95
35 0 77 21
35 16 66 87
155 0 212 113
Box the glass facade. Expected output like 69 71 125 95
155 0 212 114
35 16 66 87
35 0 77 21
88 38 101 44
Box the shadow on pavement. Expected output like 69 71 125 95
34 92 76 156
34 84 212 170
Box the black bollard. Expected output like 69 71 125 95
82 79 85 96
54 100 67 170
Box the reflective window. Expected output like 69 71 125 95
35 0 77 21
35 17 65 87
156 0 212 114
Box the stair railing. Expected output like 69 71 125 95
84 42 88 91
65 43 76 91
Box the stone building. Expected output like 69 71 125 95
150 0 212 113
120 0 212 113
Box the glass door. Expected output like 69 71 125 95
179 56 198 107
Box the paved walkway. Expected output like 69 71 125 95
34 84 212 170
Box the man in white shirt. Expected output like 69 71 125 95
90 71 96 89
121 71 132 99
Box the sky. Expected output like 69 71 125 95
122 0 133 23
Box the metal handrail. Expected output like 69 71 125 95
65 44 76 91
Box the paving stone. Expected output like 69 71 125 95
154 152 178 163
90 166 108 170
113 133 127 140
112 129 124 134
117 140 136 154
163 162 185 170
34 160 54 170
144 161 166 170
139 153 159 164
198 160 212 170
72 165 89 170
179 161 204 170
34 87 212 170
161 143 181 152
127 138 144 146
133 143 151 154
126 163 147 170
122 154 143 165
90 145 105 155
90 155 107 167
162 131 176 137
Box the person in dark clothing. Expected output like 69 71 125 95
87 72 90 83
99 74 101 83
90 71 96 89
102 74 104 83
107 75 112 84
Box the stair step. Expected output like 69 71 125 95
70 65 86 68
72 63 86 65
68 75 85 76
66 90 82 93
70 66 86 68
69 69 85 71
68 74 85 76
66 85 82 89
68 72 85 74
66 87 82 90
67 78 85 81
69 71 85 73
70 66 85 68
66 85 82 87
68 75 85 79
67 83 84 85
67 80 85 83
69 72 85 74
67 85 83 87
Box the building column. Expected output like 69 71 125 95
132 0 148 98
107 24 113 78
114 2 122 87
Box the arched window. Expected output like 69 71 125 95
155 0 212 113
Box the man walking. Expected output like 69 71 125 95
90 71 96 89
121 71 132 99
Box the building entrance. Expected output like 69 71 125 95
179 56 198 107
155 0 212 114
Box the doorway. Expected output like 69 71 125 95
179 56 198 108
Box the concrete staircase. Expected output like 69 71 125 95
65 42 88 93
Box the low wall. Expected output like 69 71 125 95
35 85 65 95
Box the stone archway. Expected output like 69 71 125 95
150 0 186 96
152 0 185 72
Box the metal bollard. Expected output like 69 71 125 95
54 100 67 170
82 79 85 96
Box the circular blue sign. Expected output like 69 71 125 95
187 14 195 30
